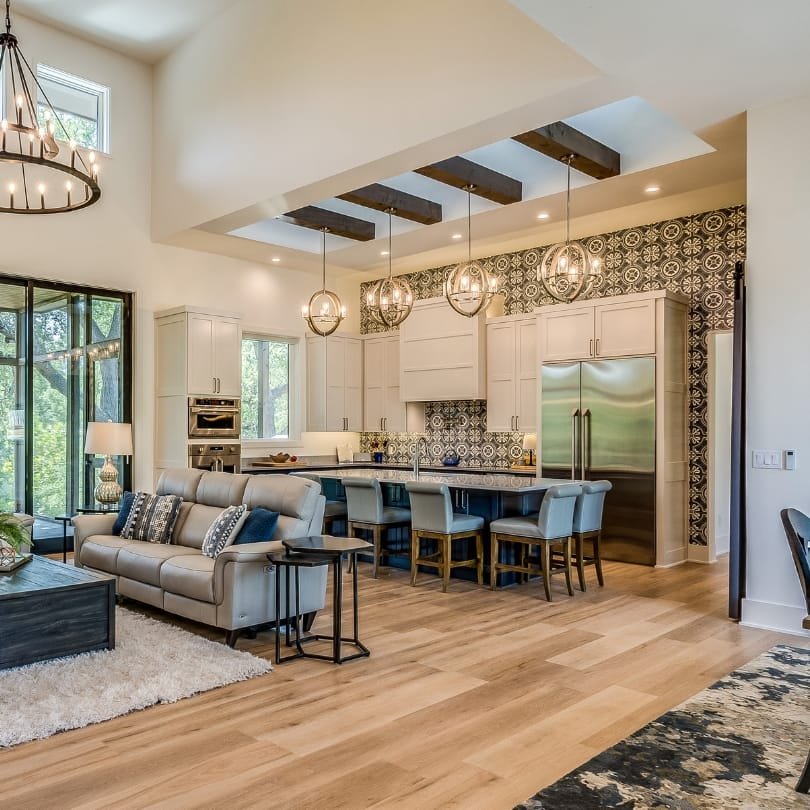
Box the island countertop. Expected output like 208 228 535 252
297 467 577 494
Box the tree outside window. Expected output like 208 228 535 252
241 337 293 440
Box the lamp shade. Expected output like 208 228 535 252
85 421 133 456
521 433 537 452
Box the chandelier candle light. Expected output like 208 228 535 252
445 185 498 317
0 1 101 214
366 208 414 328
301 228 347 337
537 154 601 302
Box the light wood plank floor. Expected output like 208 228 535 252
0 558 805 809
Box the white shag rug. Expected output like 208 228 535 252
0 607 272 748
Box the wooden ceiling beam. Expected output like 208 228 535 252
414 156 522 205
512 121 620 179
281 206 376 241
337 183 442 225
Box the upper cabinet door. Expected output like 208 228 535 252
539 307 594 362
485 321 517 432
213 318 242 396
594 299 655 357
187 314 215 395
363 338 386 431
344 339 363 431
516 318 537 432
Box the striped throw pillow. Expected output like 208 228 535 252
201 504 248 558
121 492 183 544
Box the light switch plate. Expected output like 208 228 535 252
752 450 782 469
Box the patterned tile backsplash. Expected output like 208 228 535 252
359 205 746 545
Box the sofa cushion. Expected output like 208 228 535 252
112 491 136 535
80 536 132 574
121 493 183 543
174 504 227 549
234 507 279 545
160 555 216 603
117 543 199 586
195 472 250 508
157 468 204 501
202 505 248 558
243 475 319 520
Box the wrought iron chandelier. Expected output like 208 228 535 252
301 228 346 337
444 185 498 317
365 208 413 328
0 1 101 214
537 155 601 302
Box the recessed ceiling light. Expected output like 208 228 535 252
645 185 661 194
380 250 389 256
271 256 281 262
451 233 463 240
536 212 550 220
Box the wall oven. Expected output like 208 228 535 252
189 443 241 474
188 397 241 439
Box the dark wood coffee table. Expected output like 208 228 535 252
0 555 115 669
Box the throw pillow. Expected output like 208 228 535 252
112 491 136 536
202 504 248 558
233 506 280 545
121 492 183 544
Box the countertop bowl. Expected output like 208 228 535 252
268 452 290 463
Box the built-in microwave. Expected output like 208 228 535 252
188 397 241 439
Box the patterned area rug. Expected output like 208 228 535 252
517 645 810 809
0 607 271 748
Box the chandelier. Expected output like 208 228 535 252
365 208 413 328
537 155 600 302
0 1 101 214
444 185 498 317
301 228 346 337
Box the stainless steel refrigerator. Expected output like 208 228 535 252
541 358 656 565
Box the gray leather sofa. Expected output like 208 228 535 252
72 468 326 646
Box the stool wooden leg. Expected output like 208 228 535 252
372 525 382 579
541 541 552 602
574 534 586 591
410 530 419 586
564 537 574 596
441 535 451 593
475 532 484 585
594 531 605 586
490 533 499 590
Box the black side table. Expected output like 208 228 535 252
269 534 372 665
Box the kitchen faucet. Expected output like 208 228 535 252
412 436 428 477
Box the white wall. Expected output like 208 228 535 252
0 15 360 491
744 92 810 634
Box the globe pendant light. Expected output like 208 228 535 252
301 228 346 337
365 208 413 328
537 155 601 302
0 0 101 214
445 185 498 317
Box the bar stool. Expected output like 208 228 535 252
405 481 484 593
344 478 411 578
489 483 582 601
296 473 348 536
571 480 612 591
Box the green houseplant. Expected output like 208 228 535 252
0 512 32 568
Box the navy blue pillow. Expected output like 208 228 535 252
233 507 279 545
112 491 136 535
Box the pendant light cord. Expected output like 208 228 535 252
565 156 572 248
5 1 10 36
467 187 472 264
388 208 393 281
321 227 327 292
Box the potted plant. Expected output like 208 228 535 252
369 439 388 464
0 512 32 571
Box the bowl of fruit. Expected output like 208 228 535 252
268 452 290 463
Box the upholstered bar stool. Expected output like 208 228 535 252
296 473 348 536
405 481 484 593
570 480 612 591
344 478 411 578
489 483 582 601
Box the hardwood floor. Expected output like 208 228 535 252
0 558 804 809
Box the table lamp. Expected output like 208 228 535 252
85 421 133 505
521 432 537 467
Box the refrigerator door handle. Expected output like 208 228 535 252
581 408 591 480
570 408 580 480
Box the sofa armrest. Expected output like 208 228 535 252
213 540 285 602
72 513 117 564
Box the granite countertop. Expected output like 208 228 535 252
241 460 537 476
308 467 572 494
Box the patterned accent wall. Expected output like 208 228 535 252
360 205 746 546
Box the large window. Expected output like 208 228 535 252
241 335 298 441
36 64 110 153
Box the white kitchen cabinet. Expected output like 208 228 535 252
399 297 487 401
486 315 537 433
538 296 655 361
363 333 425 433
307 334 363 432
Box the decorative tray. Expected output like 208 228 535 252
250 460 308 468
0 552 32 573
